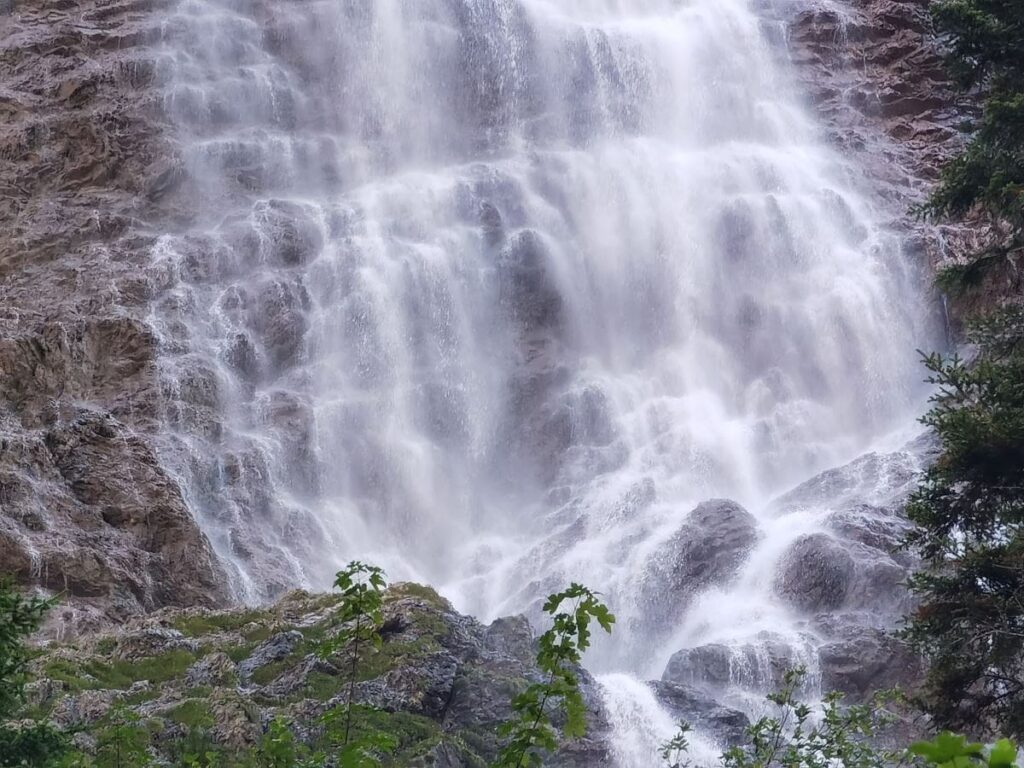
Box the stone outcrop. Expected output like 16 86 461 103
640 499 760 626
785 0 966 203
0 0 228 628
782 0 986 322
25 584 613 766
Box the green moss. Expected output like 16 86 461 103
94 637 117 655
249 659 290 686
168 699 215 730
226 643 256 663
356 639 437 682
343 708 443 765
387 582 449 608
171 610 270 638
302 670 343 701
46 648 198 692
43 658 96 691
242 624 274 644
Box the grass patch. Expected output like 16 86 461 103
226 643 256 663
249 659 290 686
305 670 344 701
42 658 96 691
387 583 449 609
45 649 198 691
168 699 215 730
351 709 443 766
171 610 270 638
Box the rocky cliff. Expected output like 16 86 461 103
0 0 227 631
785 0 985 323
0 0 985 677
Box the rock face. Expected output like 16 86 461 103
816 620 924 703
640 499 760 626
782 0 982 322
660 441 932 712
650 681 750 747
774 533 856 613
662 638 802 697
0 0 228 627
26 585 613 767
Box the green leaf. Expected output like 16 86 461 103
911 732 985 764
988 739 1018 768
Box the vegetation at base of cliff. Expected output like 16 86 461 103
921 0 1023 291
662 670 1021 768
903 306 1024 738
0 579 68 766
5 567 1024 767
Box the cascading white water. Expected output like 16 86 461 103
149 0 938 762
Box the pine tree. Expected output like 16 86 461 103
904 307 1024 737
923 0 1024 290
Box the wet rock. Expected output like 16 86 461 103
253 199 324 266
640 499 760 625
774 533 855 613
770 449 922 517
498 230 563 333
650 680 750 746
816 621 923 702
0 0 232 626
238 631 303 680
249 279 309 371
662 637 797 694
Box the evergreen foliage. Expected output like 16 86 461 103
904 306 1024 737
922 0 1024 289
0 578 67 767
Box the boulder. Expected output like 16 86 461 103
498 230 563 334
662 637 796 694
640 499 760 625
252 199 324 267
816 622 923 702
187 652 238 688
238 631 303 680
248 279 309 371
774 533 855 613
650 680 750 746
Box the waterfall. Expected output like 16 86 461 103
149 0 937 761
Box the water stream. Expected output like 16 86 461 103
149 0 938 762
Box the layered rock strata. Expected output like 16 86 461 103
0 0 226 630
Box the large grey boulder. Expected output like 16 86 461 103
816 620 923 702
774 533 855 613
662 637 797 694
640 499 760 626
650 680 750 746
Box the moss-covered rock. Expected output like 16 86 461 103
21 585 612 767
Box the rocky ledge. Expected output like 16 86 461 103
23 584 618 766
